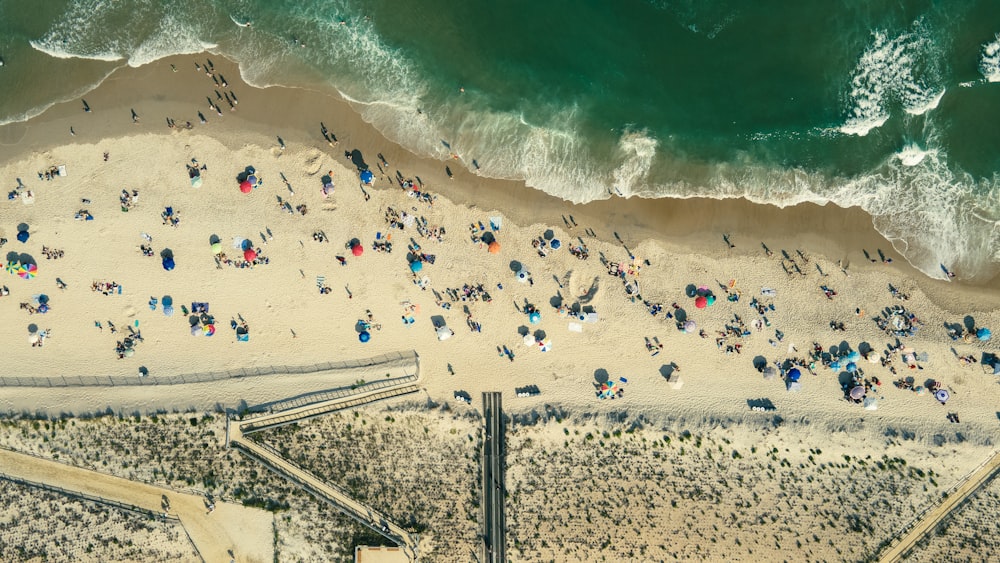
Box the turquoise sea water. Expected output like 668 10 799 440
1 0 999 280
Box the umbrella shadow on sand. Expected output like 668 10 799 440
593 368 610 384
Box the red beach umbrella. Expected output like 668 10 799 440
239 180 252 193
695 296 707 309
244 248 257 261
351 244 363 257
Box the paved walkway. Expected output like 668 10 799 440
879 450 1000 563
0 448 274 563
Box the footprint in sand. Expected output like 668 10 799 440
301 149 323 176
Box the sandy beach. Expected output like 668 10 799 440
1 55 999 561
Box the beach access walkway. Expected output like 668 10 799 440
878 449 1000 563
0 447 274 563
227 376 422 561
482 391 507 563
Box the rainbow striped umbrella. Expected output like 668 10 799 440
18 263 37 279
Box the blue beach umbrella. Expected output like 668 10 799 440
360 169 374 184
550 239 561 250
162 257 175 271
17 231 29 243
977 328 992 341
247 175 258 186
359 331 371 343
529 311 541 324
829 361 842 371
847 351 860 362
409 261 423 273
847 362 858 372
787 368 801 382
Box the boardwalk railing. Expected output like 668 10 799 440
238 385 420 434
0 351 418 388
246 374 419 417
876 449 1000 561
0 471 181 523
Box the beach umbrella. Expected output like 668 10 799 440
409 260 423 273
351 244 363 257
550 239 561 250
162 257 175 271
977 328 992 341
239 180 252 193
211 241 223 254
829 361 842 371
244 248 257 262
5 260 19 274
190 325 202 336
123 348 135 358
203 324 215 336
488 240 501 254
786 381 802 393
522 334 536 346
516 269 530 283
706 295 716 306
682 320 696 333
190 175 202 188
846 362 858 372
163 305 174 317
935 389 950 403
18 263 37 279
694 296 707 309
762 366 777 380
247 174 258 186
359 331 371 343
37 294 49 305
847 351 861 362
539 339 552 352
28 333 39 345
849 386 866 400
360 169 374 184
37 304 49 313
863 397 878 410
529 311 541 324
787 368 801 382
17 231 29 243
436 326 453 341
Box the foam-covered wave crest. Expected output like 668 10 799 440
980 33 1000 83
30 0 215 68
839 24 943 136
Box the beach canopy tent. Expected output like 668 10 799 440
239 180 252 193
849 386 866 400
360 169 374 184
244 248 257 261
351 244 364 257
488 241 501 254
436 326 453 341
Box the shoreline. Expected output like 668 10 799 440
2 54 998 303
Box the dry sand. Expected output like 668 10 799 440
0 54 998 560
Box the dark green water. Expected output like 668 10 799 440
0 0 998 279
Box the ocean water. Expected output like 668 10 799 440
1 0 999 280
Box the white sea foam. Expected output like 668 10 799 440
128 14 216 68
839 25 943 136
979 33 1000 82
896 144 933 167
611 131 658 197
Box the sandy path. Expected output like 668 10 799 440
879 449 1000 562
0 448 273 563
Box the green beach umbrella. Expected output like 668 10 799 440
5 260 20 274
